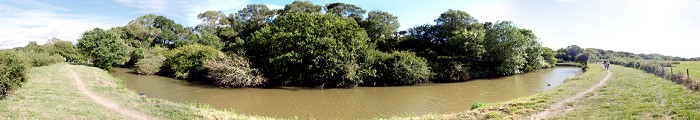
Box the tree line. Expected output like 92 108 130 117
554 45 699 63
72 1 561 88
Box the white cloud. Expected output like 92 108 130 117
265 4 284 10
0 1 120 49
115 0 248 26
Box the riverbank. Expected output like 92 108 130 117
396 64 700 119
0 63 274 119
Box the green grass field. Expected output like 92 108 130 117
670 61 700 82
550 64 700 119
0 63 274 119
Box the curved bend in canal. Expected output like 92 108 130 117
111 67 582 119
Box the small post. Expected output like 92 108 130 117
688 69 691 80
670 67 673 78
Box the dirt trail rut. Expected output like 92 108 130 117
530 69 613 119
67 65 155 120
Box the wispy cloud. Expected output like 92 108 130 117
115 0 248 26
265 4 284 10
0 0 120 49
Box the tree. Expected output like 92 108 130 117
247 13 371 87
361 10 400 50
46 38 85 63
77 28 129 70
324 2 365 21
435 9 480 43
280 0 322 14
555 45 584 61
482 21 530 75
121 14 193 48
233 4 276 40
196 11 229 32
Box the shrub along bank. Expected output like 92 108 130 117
0 50 64 98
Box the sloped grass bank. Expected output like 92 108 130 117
551 65 700 119
0 63 277 119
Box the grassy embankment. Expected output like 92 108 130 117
670 61 700 82
0 63 275 119
547 64 700 119
398 64 700 119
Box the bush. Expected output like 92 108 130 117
134 55 166 75
165 44 223 79
362 51 432 85
0 50 29 98
19 52 64 67
381 51 432 85
203 54 266 87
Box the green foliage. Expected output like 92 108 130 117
77 28 130 70
247 13 371 87
324 2 366 21
481 21 534 76
470 102 490 110
18 52 64 67
233 4 276 40
0 50 29 98
280 0 322 14
165 44 223 79
556 45 583 62
133 46 169 75
45 39 86 63
203 54 266 87
134 55 166 75
361 10 399 46
379 51 432 85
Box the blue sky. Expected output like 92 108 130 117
1 0 699 57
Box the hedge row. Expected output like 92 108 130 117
1 50 64 98
0 51 28 98
609 60 699 91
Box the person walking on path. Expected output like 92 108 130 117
604 61 610 70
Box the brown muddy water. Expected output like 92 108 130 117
110 67 582 119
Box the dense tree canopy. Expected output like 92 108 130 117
77 28 130 70
324 2 366 21
247 13 372 87
361 10 400 51
280 0 322 14
70 1 695 88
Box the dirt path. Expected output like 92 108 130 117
67 65 155 120
530 69 613 119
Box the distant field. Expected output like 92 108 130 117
670 61 700 81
